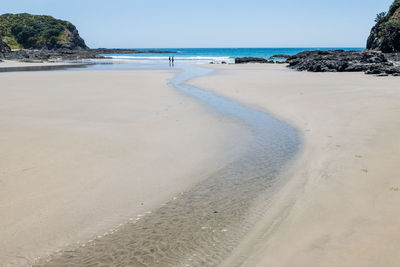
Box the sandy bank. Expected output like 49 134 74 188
189 64 400 267
0 69 247 265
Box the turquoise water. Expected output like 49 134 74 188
104 47 364 64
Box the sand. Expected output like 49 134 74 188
189 64 400 267
0 69 248 265
0 60 78 69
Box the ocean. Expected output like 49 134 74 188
103 47 364 65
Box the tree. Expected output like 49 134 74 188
375 12 387 23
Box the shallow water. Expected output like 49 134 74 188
38 64 300 267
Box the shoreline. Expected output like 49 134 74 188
0 69 249 265
189 64 400 266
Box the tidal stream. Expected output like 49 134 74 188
39 64 300 266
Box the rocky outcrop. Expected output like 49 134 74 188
0 36 11 59
287 50 400 76
59 24 88 50
2 49 104 60
0 36 10 59
0 36 10 53
1 48 177 61
235 57 272 64
269 54 291 59
367 0 400 52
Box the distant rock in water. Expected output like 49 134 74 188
0 13 88 50
269 54 291 59
367 0 400 52
235 57 272 64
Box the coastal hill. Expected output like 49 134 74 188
367 0 400 52
0 13 176 60
0 13 88 50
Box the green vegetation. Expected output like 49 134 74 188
0 13 87 50
375 12 387 23
367 0 400 52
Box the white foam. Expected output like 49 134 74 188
109 55 232 61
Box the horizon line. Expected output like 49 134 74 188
94 46 366 49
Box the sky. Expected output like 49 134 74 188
0 0 394 48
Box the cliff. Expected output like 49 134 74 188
0 13 88 50
367 0 400 52
0 36 11 54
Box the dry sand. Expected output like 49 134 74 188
189 64 400 267
0 69 248 265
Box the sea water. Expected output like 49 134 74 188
98 47 363 66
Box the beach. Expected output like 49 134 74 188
1 62 399 266
0 69 248 265
189 64 400 267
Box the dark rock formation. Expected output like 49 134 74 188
2 49 103 60
235 57 272 64
1 48 177 61
270 54 291 59
367 0 400 52
0 36 11 60
0 36 10 53
287 50 400 76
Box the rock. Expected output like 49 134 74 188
2 49 103 60
287 50 400 76
0 48 177 61
235 57 269 64
367 0 400 52
0 36 11 53
0 36 11 58
269 54 291 59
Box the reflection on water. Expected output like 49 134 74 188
38 64 300 267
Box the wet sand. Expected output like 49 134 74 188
39 65 299 266
0 60 71 67
189 64 400 267
0 70 248 265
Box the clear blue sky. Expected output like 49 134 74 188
1 0 394 48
